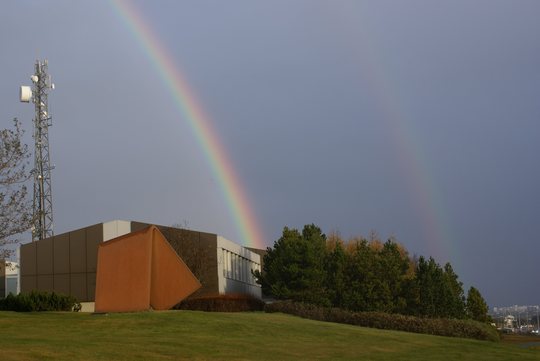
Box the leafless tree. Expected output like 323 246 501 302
0 118 31 259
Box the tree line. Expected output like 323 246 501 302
255 224 489 322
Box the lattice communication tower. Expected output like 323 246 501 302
20 60 55 241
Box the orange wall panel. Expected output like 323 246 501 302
150 228 201 310
95 226 201 313
94 229 153 313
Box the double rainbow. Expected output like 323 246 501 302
111 0 265 249
111 1 455 262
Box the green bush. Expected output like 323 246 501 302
175 294 265 312
265 300 499 342
0 291 80 312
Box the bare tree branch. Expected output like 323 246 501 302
0 118 32 259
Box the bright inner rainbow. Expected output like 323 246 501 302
111 0 265 249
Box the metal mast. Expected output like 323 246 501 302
21 60 55 241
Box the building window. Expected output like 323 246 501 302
220 248 261 286
6 276 18 296
227 251 232 278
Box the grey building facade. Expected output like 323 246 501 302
20 220 262 302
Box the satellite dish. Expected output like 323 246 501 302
31 75 38 83
20 86 32 102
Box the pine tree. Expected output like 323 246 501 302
256 224 329 306
466 286 489 322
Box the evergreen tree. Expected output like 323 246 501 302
442 263 466 318
256 224 329 306
342 239 375 311
412 257 467 318
324 236 346 308
378 240 410 313
257 223 480 321
466 286 489 322
413 257 446 317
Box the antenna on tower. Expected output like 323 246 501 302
20 59 55 241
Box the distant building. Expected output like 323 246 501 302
504 315 515 329
19 220 262 304
0 260 19 297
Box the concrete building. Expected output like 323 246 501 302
0 260 19 297
20 220 262 303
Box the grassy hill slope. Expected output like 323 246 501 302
0 311 538 360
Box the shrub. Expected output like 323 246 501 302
175 294 265 312
0 291 80 312
265 300 499 342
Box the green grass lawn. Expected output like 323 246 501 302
0 310 538 360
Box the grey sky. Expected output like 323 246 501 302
1 0 539 307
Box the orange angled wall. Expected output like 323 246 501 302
94 226 201 313
150 227 202 310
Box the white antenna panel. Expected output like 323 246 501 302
20 86 32 102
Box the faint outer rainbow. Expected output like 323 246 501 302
111 0 265 248
322 4 456 264
356 13 455 264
